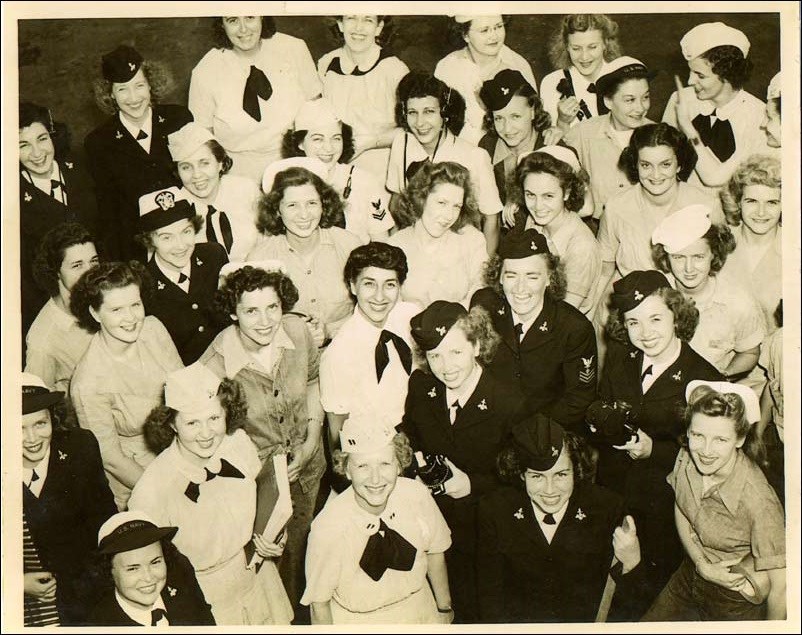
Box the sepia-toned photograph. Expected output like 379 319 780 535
3 1 799 630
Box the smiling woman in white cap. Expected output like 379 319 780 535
644 381 785 621
302 417 453 624
21 372 116 626
88 510 214 625
280 98 394 242
69 261 183 510
168 121 262 262
651 203 766 388
663 22 774 191
128 364 292 624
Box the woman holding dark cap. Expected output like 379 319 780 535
435 15 537 146
189 16 321 181
478 69 555 204
595 269 720 614
26 222 99 395
199 263 324 610
89 510 214 625
129 364 292 624
651 204 766 389
761 73 781 148
387 72 502 254
21 373 116 626
281 98 394 243
248 164 360 344
135 186 228 365
401 300 525 622
478 414 647 623
302 418 453 624
592 122 723 324
318 15 408 179
388 161 487 308
644 382 785 620
540 14 623 131
564 56 655 221
169 122 261 262
664 22 774 191
19 103 98 338
507 148 599 314
85 45 192 262
70 261 183 510
471 229 596 433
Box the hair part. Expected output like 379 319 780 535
32 222 97 297
606 286 699 344
548 14 623 69
343 241 408 287
483 252 568 302
700 45 752 90
720 154 781 226
212 16 276 49
93 60 174 115
496 431 596 485
135 214 203 251
619 122 697 184
280 121 355 164
326 15 395 48
215 266 299 317
510 151 587 213
395 71 466 137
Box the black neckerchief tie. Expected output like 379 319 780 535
136 129 148 141
150 608 167 626
184 458 245 502
243 65 273 121
359 518 417 581
585 82 610 116
543 512 556 525
374 329 412 382
558 71 594 121
205 205 234 254
692 112 736 162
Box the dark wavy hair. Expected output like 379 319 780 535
394 161 480 231
344 241 408 287
174 139 233 181
280 121 356 164
652 223 736 277
599 66 651 100
211 16 277 49
619 123 697 184
332 431 413 477
326 15 395 48
606 286 698 344
19 101 71 160
32 222 98 297
445 15 512 51
257 167 345 236
699 45 752 90
69 261 151 333
134 215 203 251
93 61 174 116
144 377 248 454
482 252 568 302
510 151 587 213
215 266 299 317
497 431 595 485
395 71 466 137
720 154 781 227
482 82 552 134
548 14 623 69
683 384 764 467
412 305 500 370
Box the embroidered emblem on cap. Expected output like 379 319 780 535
154 190 175 211
501 87 510 95
575 508 586 521
24 192 32 202
551 446 559 457
428 387 437 398
514 507 524 520
673 371 682 382
435 326 446 336
478 399 488 410
58 450 67 461
530 241 537 252
128 62 136 72
115 130 123 140
634 290 643 301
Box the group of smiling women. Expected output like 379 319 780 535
18 12 786 627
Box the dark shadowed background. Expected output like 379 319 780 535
18 12 780 161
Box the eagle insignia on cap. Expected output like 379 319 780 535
58 450 67 461
633 290 644 301
673 371 682 382
428 387 437 398
530 241 537 252
24 192 32 202
158 116 165 123
115 130 123 140
539 321 548 332
575 508 586 521
501 87 510 95
155 191 175 211
478 399 488 410
128 62 136 72
157 281 165 290
514 507 524 520
551 446 559 457
435 326 446 336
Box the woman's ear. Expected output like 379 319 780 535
89 305 101 324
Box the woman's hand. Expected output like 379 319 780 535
443 458 471 499
613 429 653 460
696 558 748 591
501 201 519 228
557 96 581 125
253 530 287 559
287 445 312 483
24 572 57 602
542 126 565 146
612 515 641 574
673 75 697 139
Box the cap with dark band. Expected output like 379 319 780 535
97 510 178 555
480 69 533 112
497 228 550 260
610 270 671 313
102 45 144 83
410 301 467 352
22 372 64 415
594 56 655 97
137 186 196 233
512 414 566 472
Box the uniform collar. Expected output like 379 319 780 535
685 449 749 516
154 253 191 286
697 89 745 120
334 44 382 74
218 321 295 378
118 107 153 140
115 590 166 626
492 132 537 166
446 364 483 409
24 445 51 494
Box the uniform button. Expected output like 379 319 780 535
310 298 316 303
198 326 205 332
279 417 284 424
515 372 521 378
306 269 312 275
191 303 199 310
274 390 279 397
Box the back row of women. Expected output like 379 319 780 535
19 12 785 627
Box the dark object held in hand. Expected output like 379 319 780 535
414 452 452 496
585 400 639 446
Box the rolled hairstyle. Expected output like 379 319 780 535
331 432 414 477
720 154 781 227
215 266 299 317
280 121 355 163
652 223 736 276
605 286 699 344
496 431 595 485
395 71 466 137
211 16 277 48
92 61 174 116
411 305 500 370
618 122 698 184
511 151 587 213
482 252 567 302
444 15 511 51
33 222 98 297
326 15 395 47
19 101 70 159
548 14 623 69
343 241 408 288
699 45 752 90
481 82 552 134
69 261 151 333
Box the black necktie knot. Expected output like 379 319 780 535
692 112 736 162
136 129 148 141
177 273 189 285
30 469 40 483
359 519 417 581
184 458 245 502
151 607 167 625
641 365 653 383
243 65 273 121
543 512 556 525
